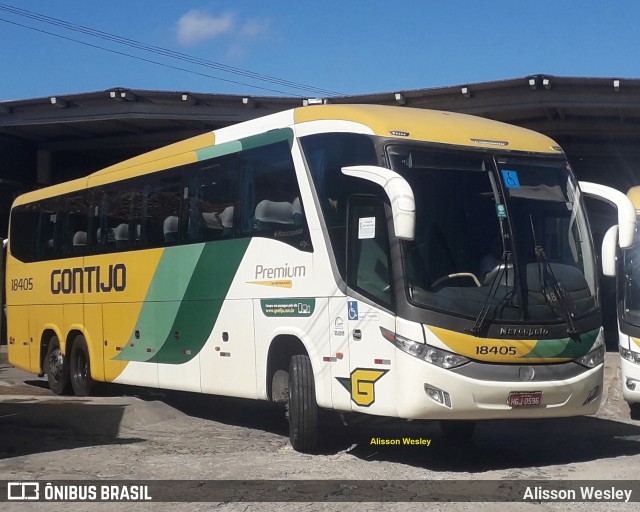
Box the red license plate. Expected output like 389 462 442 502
508 391 542 408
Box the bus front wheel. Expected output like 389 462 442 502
45 336 70 395
70 335 94 397
287 354 318 452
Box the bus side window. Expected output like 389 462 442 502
239 141 312 252
8 202 42 262
142 171 181 247
37 199 59 261
183 154 239 243
92 193 113 254
57 194 89 258
99 186 140 252
300 133 379 275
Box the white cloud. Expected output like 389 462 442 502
226 18 271 60
176 10 235 46
240 18 270 39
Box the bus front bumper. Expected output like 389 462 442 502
395 355 603 420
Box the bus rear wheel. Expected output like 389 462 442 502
45 336 70 395
287 354 318 452
70 335 94 397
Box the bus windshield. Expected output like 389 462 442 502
621 229 640 328
388 145 598 326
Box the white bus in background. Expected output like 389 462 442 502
615 186 640 416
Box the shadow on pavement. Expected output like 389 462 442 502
341 415 640 472
0 401 143 459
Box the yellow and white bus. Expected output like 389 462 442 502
5 104 635 451
615 186 640 415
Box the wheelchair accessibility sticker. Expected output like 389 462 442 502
347 301 379 321
502 169 521 188
348 301 358 320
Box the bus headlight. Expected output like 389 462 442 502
380 327 469 369
576 336 605 368
620 347 640 366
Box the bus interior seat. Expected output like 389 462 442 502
292 197 303 225
114 223 129 249
201 212 222 230
219 206 234 229
72 231 87 255
96 227 115 245
163 216 179 244
253 199 295 231
45 238 54 258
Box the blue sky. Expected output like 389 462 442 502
1 1 639 101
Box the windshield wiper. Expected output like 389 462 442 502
531 218 578 336
468 252 515 337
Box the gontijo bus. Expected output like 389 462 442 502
5 104 635 451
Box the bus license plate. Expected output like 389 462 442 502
508 391 542 408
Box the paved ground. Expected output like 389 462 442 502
1 346 640 511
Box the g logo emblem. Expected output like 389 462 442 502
338 368 388 407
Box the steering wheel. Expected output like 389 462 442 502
431 272 482 289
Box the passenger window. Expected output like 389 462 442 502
95 185 141 253
183 154 239 243
142 171 182 247
58 194 89 258
37 199 60 260
9 200 55 262
240 141 312 252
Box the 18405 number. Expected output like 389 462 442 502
476 345 517 356
11 278 33 291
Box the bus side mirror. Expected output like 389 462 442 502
601 225 618 277
579 181 636 249
341 165 415 240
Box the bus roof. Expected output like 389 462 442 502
293 104 561 155
13 104 563 205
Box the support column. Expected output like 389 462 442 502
37 149 52 185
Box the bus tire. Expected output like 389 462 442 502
45 336 71 395
287 354 318 452
70 335 94 397
440 420 476 442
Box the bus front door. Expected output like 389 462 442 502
343 197 397 416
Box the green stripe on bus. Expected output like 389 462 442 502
196 140 242 161
114 245 205 362
149 238 250 364
522 329 599 359
195 128 292 162
239 128 293 150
